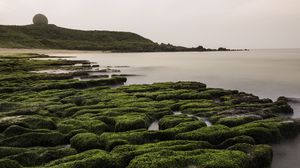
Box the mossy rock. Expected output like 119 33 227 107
3 125 50 137
114 113 150 132
0 132 65 147
0 147 76 167
216 115 263 127
70 133 102 152
0 159 22 168
112 140 213 167
159 115 195 130
178 100 216 111
46 149 114 168
65 129 89 141
0 115 56 132
127 149 252 168
176 125 235 145
1 54 300 168
36 147 77 166
171 81 206 90
232 118 291 144
0 101 21 112
228 143 272 168
100 120 207 150
57 117 108 134
155 121 206 140
277 120 300 138
105 139 129 151
100 130 147 150
217 136 255 149
0 147 28 159
5 150 40 167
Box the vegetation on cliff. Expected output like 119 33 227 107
0 24 231 52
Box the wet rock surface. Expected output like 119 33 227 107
0 54 299 168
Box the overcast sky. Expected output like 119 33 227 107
0 0 299 49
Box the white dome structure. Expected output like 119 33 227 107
33 14 48 25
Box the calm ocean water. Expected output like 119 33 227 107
6 48 300 168
48 49 300 100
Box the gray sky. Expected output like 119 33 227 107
0 0 300 49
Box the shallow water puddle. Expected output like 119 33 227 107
148 120 159 131
173 111 183 115
225 114 262 119
186 114 212 127
31 69 75 74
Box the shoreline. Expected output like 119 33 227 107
0 52 299 168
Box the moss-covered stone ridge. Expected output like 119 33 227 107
0 53 299 168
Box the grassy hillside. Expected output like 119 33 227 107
0 24 232 52
0 24 159 52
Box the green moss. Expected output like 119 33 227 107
99 130 147 150
57 116 108 134
70 133 102 152
217 136 255 149
3 125 50 137
100 120 207 151
171 81 206 90
0 132 65 147
0 159 22 168
0 115 56 132
251 145 273 168
114 113 150 132
159 115 195 130
228 143 272 168
46 149 114 168
176 125 235 145
179 100 216 111
33 147 77 166
216 115 263 127
0 147 28 159
127 149 252 168
112 140 213 167
158 120 207 140
46 104 74 116
0 101 21 112
0 54 299 168
232 118 285 144
0 24 158 52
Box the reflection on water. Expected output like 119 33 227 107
271 101 300 168
289 99 300 119
272 135 300 168
19 48 300 168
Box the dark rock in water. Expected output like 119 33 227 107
286 97 300 103
171 81 206 90
82 63 92 68
277 96 289 102
112 74 140 77
91 64 100 68
80 75 109 80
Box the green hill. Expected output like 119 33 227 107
0 24 159 52
0 24 230 52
